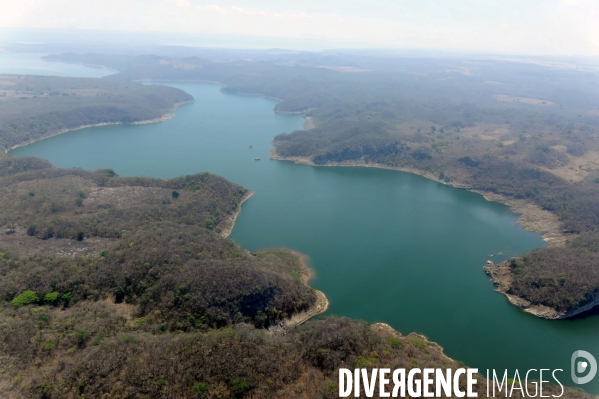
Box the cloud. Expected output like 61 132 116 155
202 4 226 13
203 5 307 19
290 13 312 19
166 0 191 7
0 0 597 55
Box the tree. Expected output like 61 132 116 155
11 290 39 307
5 222 16 235
172 191 180 199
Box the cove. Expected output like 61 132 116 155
6 67 599 392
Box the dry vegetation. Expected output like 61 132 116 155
274 117 599 315
0 50 598 396
0 154 582 398
46 51 599 318
0 75 192 150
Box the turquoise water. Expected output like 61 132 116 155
6 56 599 393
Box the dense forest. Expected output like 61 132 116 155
44 51 599 315
0 75 192 150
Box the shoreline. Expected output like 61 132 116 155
286 248 316 285
270 148 578 319
220 190 255 238
483 261 599 319
269 149 568 247
269 249 330 330
42 58 121 73
127 79 314 117
5 100 193 153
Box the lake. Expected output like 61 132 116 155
6 54 599 393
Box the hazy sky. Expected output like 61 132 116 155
1 0 598 55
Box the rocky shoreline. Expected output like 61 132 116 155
483 261 599 319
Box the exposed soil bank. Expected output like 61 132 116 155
220 190 254 238
268 249 330 331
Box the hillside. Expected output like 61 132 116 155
0 153 320 397
0 154 565 399
0 67 592 395
43 52 599 317
0 75 193 150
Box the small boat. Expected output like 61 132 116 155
249 145 253 149
254 157 261 161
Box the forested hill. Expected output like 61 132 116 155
0 53 595 396
0 75 192 150
1 154 575 398
42 51 599 317
0 160 586 399
43 52 599 119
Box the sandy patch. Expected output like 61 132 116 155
86 186 173 207
0 225 117 257
494 94 554 106
460 123 511 141
538 150 599 182
103 297 138 319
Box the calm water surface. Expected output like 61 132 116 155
6 55 599 393
0 53 112 78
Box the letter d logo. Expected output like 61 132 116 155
572 350 597 384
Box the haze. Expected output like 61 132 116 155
1 0 598 56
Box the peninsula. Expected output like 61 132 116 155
0 75 193 151
45 51 599 319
